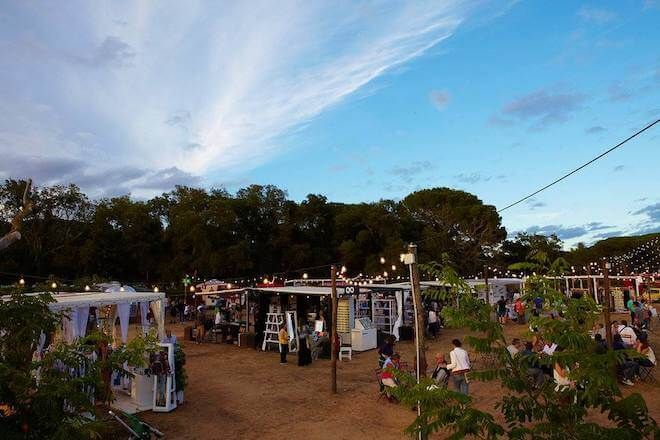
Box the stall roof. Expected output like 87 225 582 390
195 288 246 296
368 281 452 291
467 278 524 285
2 291 166 310
247 286 366 296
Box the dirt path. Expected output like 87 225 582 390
139 315 660 439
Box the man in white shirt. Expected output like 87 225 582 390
618 320 638 348
446 338 471 395
507 338 522 357
428 309 439 339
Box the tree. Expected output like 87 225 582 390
402 188 506 275
0 179 33 251
0 292 158 439
393 272 659 439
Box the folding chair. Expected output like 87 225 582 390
374 368 386 401
638 365 656 383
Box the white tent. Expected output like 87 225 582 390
46 289 166 343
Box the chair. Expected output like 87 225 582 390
339 334 352 361
638 364 656 383
374 368 385 400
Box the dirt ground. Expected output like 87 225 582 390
139 313 660 440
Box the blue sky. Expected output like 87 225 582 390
1 1 659 247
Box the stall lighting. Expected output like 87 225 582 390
227 283 233 289
153 287 159 293
189 285 195 292
391 265 396 271
341 265 347 274
380 257 386 264
85 285 90 291
19 278 25 286
383 271 388 277
120 286 125 292
302 273 308 279
51 282 57 289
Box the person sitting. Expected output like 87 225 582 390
594 333 608 354
594 323 606 340
378 336 395 368
520 342 546 387
553 360 575 392
613 334 637 386
635 334 656 368
431 353 450 386
618 320 638 348
380 353 401 398
507 338 522 357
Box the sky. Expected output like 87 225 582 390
1 0 659 247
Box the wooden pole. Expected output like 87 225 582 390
408 244 427 378
330 265 338 394
602 260 613 347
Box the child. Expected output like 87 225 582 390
278 324 289 364
381 353 401 393
431 353 449 386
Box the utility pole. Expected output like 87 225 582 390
602 260 613 347
330 265 338 394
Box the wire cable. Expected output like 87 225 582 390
497 119 659 213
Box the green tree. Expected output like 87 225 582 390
393 271 659 439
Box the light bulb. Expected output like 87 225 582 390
51 282 57 289
19 278 25 285
302 273 308 279
391 265 396 271
120 286 125 292
380 257 386 264
85 285 90 291
153 286 159 293
341 265 347 274
189 285 195 292
383 271 388 277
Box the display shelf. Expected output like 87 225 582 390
372 299 396 334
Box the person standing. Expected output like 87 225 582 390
298 321 312 366
446 339 471 395
278 323 289 365
514 298 526 324
428 308 439 339
496 296 507 325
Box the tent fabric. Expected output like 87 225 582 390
116 302 130 343
393 290 403 341
150 299 165 341
76 306 90 339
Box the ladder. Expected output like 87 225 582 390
262 312 284 351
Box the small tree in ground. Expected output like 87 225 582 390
393 267 659 439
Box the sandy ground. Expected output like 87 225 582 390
138 313 660 440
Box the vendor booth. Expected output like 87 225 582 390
41 288 171 414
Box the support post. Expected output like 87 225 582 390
602 260 613 348
408 244 427 379
330 265 338 394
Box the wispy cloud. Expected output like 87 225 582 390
391 161 437 183
524 221 615 240
0 1 505 197
454 173 506 184
499 86 587 128
585 125 606 134
577 7 616 24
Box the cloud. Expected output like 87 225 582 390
500 87 586 128
0 2 510 193
391 161 436 183
524 222 615 240
608 82 633 102
68 36 136 68
593 230 623 239
612 165 625 172
525 198 546 210
429 90 450 110
585 125 606 134
453 172 505 184
634 202 660 223
577 7 616 24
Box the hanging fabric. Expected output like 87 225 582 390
150 300 165 341
77 306 90 339
393 291 403 341
139 302 149 334
63 308 79 342
117 303 130 343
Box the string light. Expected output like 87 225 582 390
18 278 25 286
153 286 159 293
302 273 308 279
51 282 57 289
84 285 90 291
379 257 386 264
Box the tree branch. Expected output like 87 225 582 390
0 179 33 252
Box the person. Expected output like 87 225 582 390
278 324 289 364
169 300 178 324
626 297 635 322
496 296 507 325
431 353 449 386
428 308 439 339
641 301 652 330
542 340 557 356
533 296 543 317
378 336 395 368
514 298 526 324
446 339 471 395
162 329 177 345
618 320 638 348
298 321 312 366
553 361 575 392
195 310 206 344
594 333 608 354
214 308 222 326
381 353 401 396
635 334 656 368
595 323 607 340
521 342 546 387
184 304 191 321
507 338 522 357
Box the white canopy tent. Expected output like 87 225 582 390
43 289 166 343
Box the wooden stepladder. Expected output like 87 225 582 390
262 312 284 351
